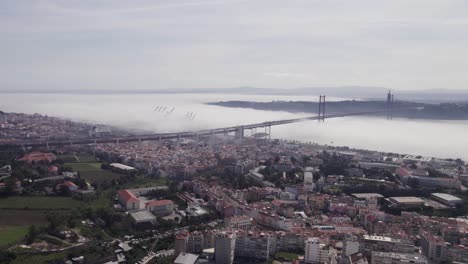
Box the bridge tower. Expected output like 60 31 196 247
386 90 394 120
318 95 326 121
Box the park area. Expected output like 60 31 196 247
63 156 124 185
0 197 82 247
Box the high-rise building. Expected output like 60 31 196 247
344 235 360 257
305 237 329 264
215 231 236 264
303 167 315 192
175 233 188 256
235 231 271 260
421 232 448 263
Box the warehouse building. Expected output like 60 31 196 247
431 193 464 207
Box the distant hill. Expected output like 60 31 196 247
208 100 468 120
2 87 468 103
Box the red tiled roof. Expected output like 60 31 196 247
396 167 412 177
118 189 139 203
18 151 56 163
63 181 78 188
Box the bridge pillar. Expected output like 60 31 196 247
234 126 244 139
159 135 162 142
116 138 119 145
46 142 49 151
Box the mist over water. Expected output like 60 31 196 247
1 93 467 160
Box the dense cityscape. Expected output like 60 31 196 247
2 1 468 264
1 111 468 264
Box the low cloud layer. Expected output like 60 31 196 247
1 0 468 91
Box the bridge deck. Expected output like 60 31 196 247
1 108 410 148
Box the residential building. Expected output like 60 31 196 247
361 235 415 258
421 232 448 263
305 237 329 264
118 189 140 210
215 231 236 264
225 215 252 230
371 251 427 264
235 231 271 260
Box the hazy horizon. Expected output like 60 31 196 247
2 0 468 92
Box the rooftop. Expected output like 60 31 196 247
129 210 156 222
352 193 384 199
431 193 463 202
110 163 136 171
145 199 174 207
389 196 425 204
174 252 199 264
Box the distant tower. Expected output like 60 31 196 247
391 94 395 119
386 90 393 120
318 95 326 122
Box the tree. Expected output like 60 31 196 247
408 178 420 189
26 225 38 244
72 178 87 189
45 211 66 231
3 177 18 195
0 251 16 263
59 184 71 196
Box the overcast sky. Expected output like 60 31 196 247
1 0 468 91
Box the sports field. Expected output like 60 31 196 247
64 162 102 171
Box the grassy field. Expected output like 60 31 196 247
75 155 97 163
0 210 50 227
275 252 299 261
123 175 168 189
11 251 68 264
0 197 82 209
80 170 122 185
59 154 96 163
57 154 77 163
0 226 28 246
64 161 124 185
64 162 102 172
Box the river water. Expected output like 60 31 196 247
1 93 467 160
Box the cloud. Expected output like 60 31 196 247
263 72 309 78
1 0 468 91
